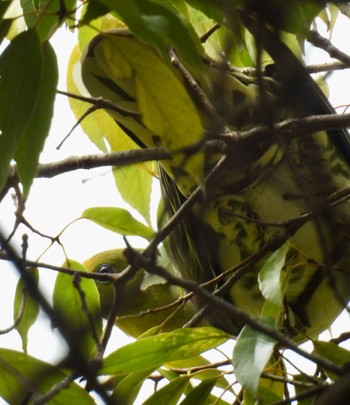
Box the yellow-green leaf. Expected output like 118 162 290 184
67 45 153 222
102 327 229 374
82 206 155 240
82 30 205 194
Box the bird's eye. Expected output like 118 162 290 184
96 264 115 274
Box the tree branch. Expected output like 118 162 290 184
308 30 350 66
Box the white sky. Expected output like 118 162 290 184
0 12 350 404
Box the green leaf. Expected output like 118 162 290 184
98 0 203 71
112 368 156 405
144 376 190 405
313 341 350 380
13 269 39 353
20 0 77 41
258 241 290 320
0 348 95 404
80 0 110 25
15 41 58 195
0 29 42 191
180 377 217 405
53 260 102 357
233 319 276 395
293 374 314 405
102 327 229 374
82 206 155 240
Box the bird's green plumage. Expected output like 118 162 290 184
83 249 198 338
81 28 350 341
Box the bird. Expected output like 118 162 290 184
83 248 199 338
80 27 350 341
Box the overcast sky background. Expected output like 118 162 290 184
0 12 350 404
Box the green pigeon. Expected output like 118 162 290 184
80 28 350 341
83 249 199 338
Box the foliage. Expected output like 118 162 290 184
1 0 350 404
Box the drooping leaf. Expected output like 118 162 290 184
0 29 42 191
82 206 155 240
13 268 39 353
15 41 58 195
0 348 95 404
233 319 276 395
53 260 102 358
102 327 229 375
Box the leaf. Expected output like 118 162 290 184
0 348 95 404
313 341 350 380
53 260 102 357
15 41 58 195
233 319 276 395
82 30 205 193
293 374 314 405
20 0 77 41
102 327 229 375
112 368 156 405
13 269 39 353
82 206 155 240
0 29 42 191
67 45 153 222
258 241 290 320
143 376 190 405
108 128 153 225
99 0 203 71
180 377 217 405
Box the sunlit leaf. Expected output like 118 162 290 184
82 206 155 240
102 327 229 374
0 348 95 404
13 268 39 353
82 30 205 193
